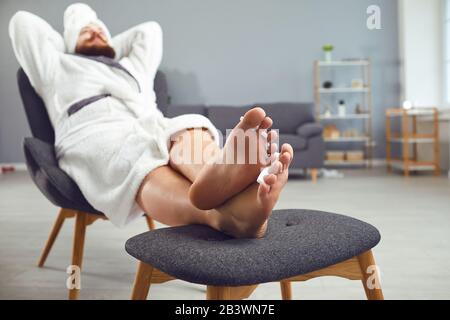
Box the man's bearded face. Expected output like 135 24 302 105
75 23 116 59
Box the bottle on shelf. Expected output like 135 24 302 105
338 100 347 117
355 103 363 114
324 104 332 117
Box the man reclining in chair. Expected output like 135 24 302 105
9 3 294 238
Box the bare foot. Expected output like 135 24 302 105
214 144 294 239
189 107 276 210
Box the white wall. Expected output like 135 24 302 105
398 0 443 106
0 0 401 162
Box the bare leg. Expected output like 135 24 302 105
136 111 271 228
136 107 293 238
170 108 277 210
169 109 274 184
135 165 219 228
137 145 294 239
168 128 217 183
190 107 276 210
215 143 294 238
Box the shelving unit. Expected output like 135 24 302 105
318 88 370 94
385 108 440 176
323 137 370 142
319 114 370 120
325 160 370 166
314 59 373 167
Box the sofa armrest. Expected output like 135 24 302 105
296 123 323 138
23 137 100 213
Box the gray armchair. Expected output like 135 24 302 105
18 69 101 214
17 68 159 299
19 68 169 212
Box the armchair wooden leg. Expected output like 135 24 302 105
38 208 73 267
131 262 153 300
280 281 292 300
358 250 384 300
145 214 155 230
68 211 87 300
310 168 318 182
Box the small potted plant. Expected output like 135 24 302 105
322 44 334 62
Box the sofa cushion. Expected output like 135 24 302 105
207 105 254 134
279 134 307 150
207 103 315 135
254 102 315 134
166 104 207 118
297 123 323 138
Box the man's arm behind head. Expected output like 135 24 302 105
112 21 163 77
9 11 64 89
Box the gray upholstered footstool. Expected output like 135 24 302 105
126 209 384 300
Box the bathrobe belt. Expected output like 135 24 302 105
67 93 112 116
66 55 142 116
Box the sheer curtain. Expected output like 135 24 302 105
445 0 450 105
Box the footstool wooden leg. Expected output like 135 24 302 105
207 286 231 300
206 285 258 300
280 281 292 300
131 262 153 300
357 250 384 300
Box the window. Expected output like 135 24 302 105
445 0 450 105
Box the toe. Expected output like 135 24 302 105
258 173 277 204
268 130 278 144
259 116 273 130
269 160 282 174
258 174 277 198
258 181 270 198
269 143 278 157
279 152 291 171
238 107 266 129
263 173 277 186
281 144 294 162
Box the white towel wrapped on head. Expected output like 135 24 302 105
63 2 112 53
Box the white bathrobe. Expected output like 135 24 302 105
9 8 219 227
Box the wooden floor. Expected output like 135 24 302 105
0 169 449 299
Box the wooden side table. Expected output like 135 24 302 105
385 108 440 177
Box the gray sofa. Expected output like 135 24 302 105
164 102 324 174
